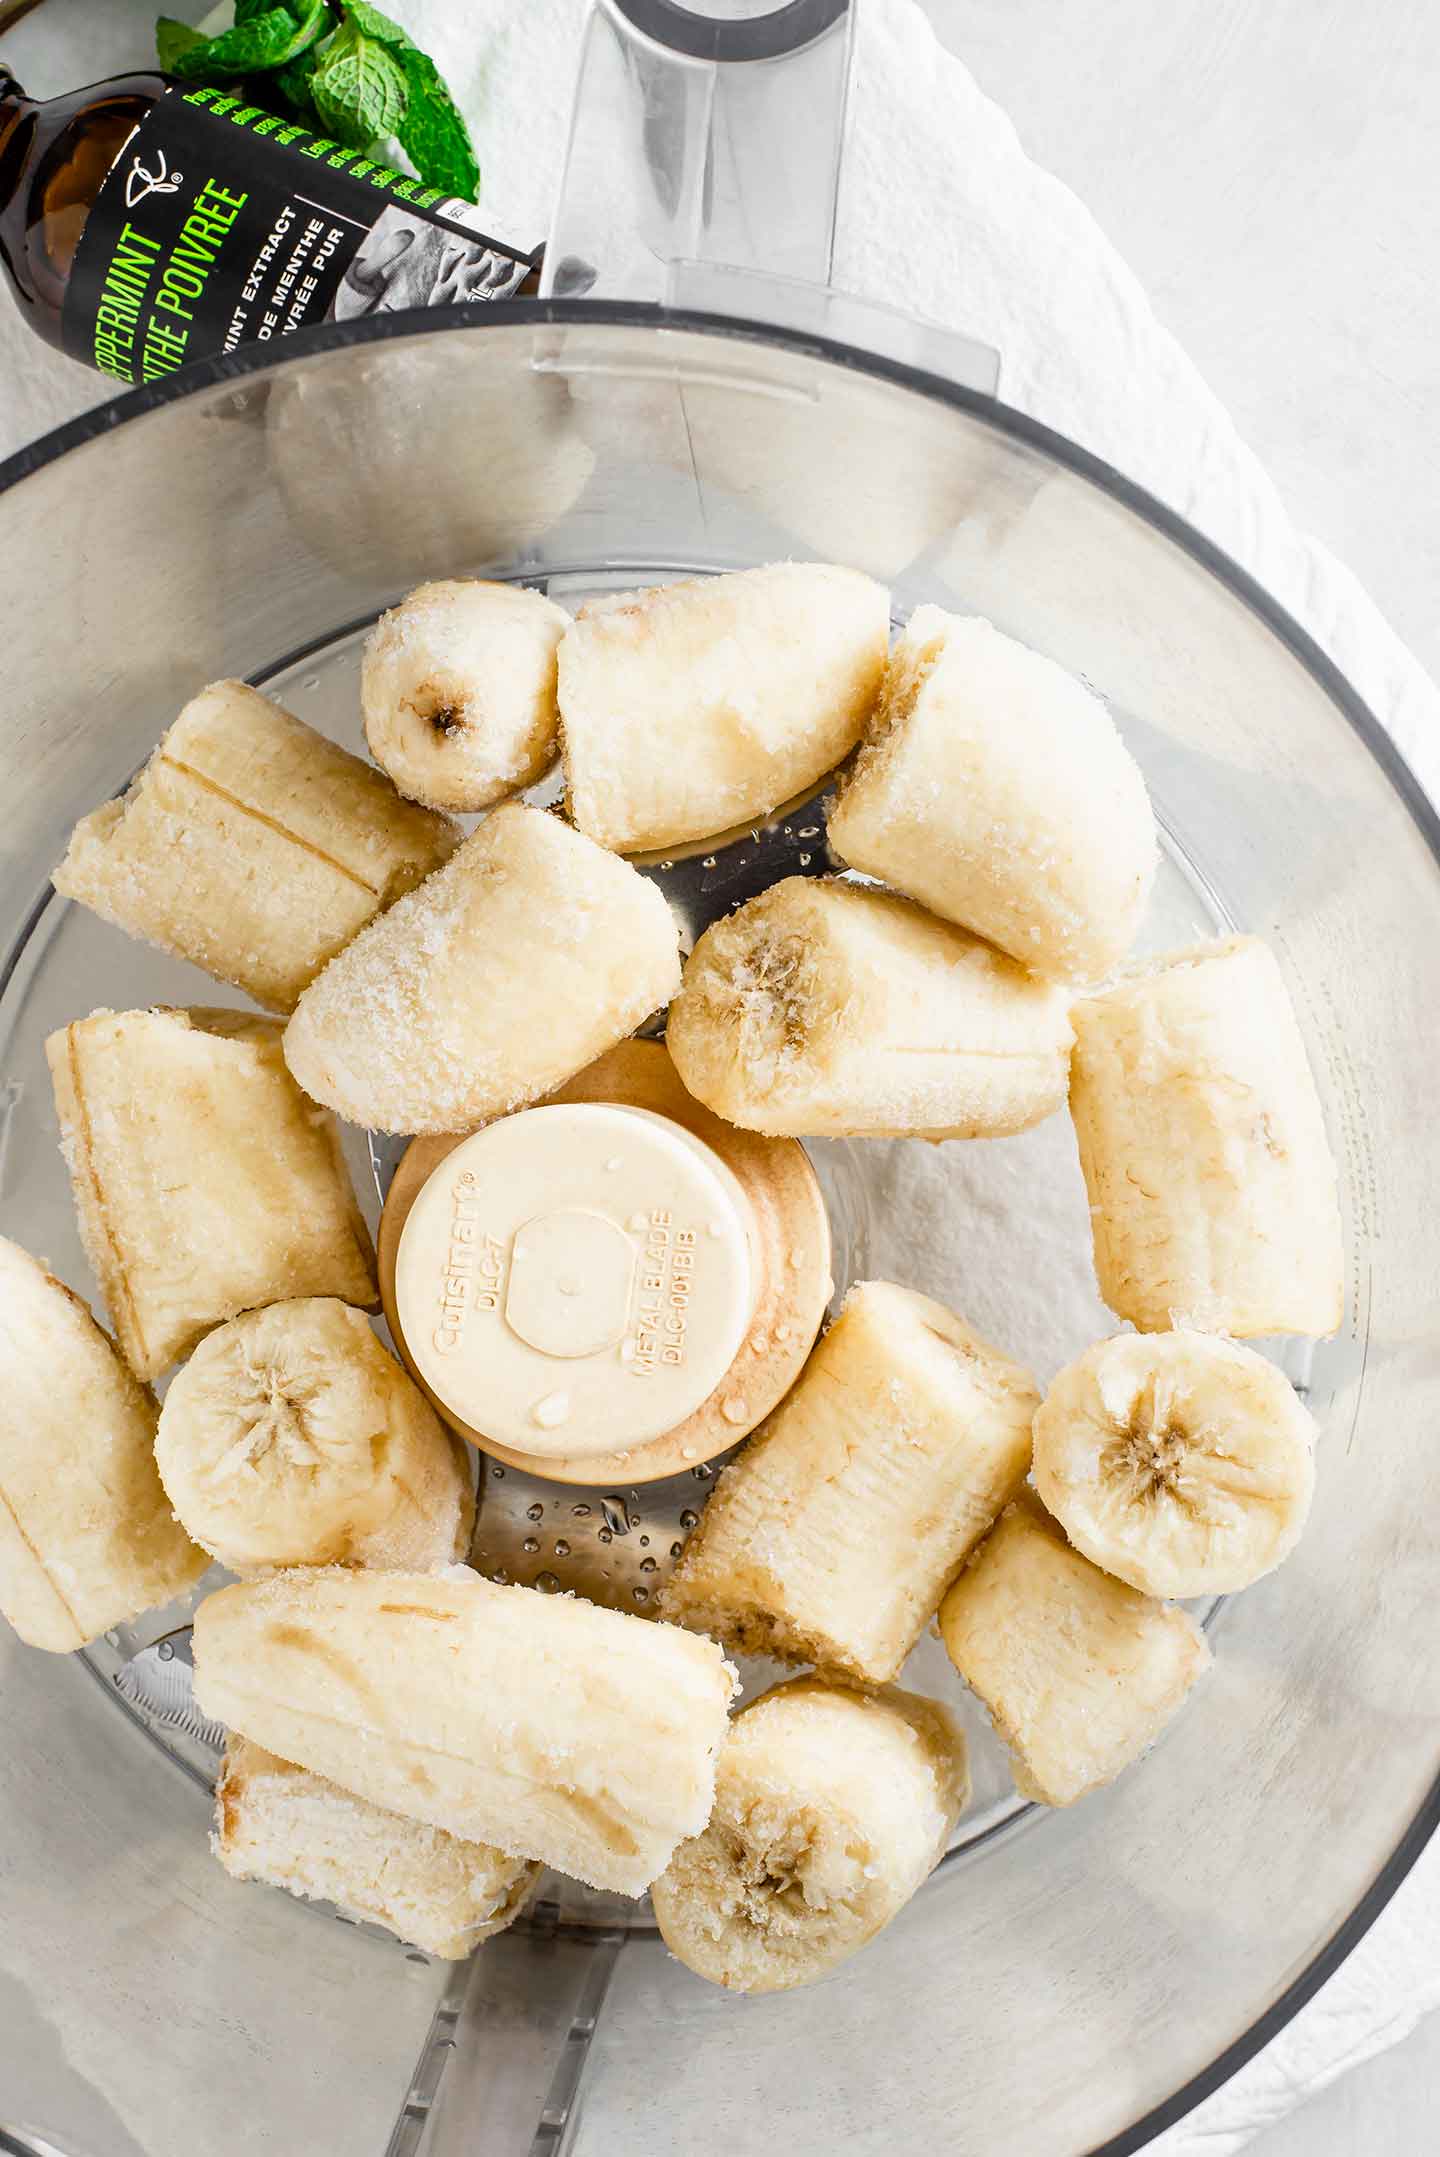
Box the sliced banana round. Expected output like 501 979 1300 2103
1032 1332 1316 1599
156 1299 474 1574
362 579 570 813
651 1678 967 1993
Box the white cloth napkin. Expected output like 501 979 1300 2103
3 2 1438 2149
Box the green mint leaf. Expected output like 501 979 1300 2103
235 0 290 23
275 40 324 118
172 2 332 82
396 47 479 202
155 15 204 71
341 1 414 52
310 17 409 148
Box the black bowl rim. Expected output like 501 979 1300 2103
3 297 1438 2157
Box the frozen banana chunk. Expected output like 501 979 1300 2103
47 1007 376 1380
215 1739 540 1959
664 875 1072 1139
284 802 682 1135
1032 1331 1316 1600
53 680 459 1013
0 1236 206 1652
157 1300 473 1575
652 1679 967 1993
664 1281 1039 1682
1069 936 1344 1336
939 1495 1210 1806
362 579 570 813
558 563 890 853
192 1567 737 1896
829 608 1157 981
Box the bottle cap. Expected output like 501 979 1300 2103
394 1101 759 1459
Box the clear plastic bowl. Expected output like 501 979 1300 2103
1 306 1438 2157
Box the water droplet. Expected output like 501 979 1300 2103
522 1536 540 1554
604 1156 622 1173
632 1585 650 1604
105 1631 121 1648
798 826 819 839
553 1539 571 1558
701 855 717 870
798 852 812 866
571 1502 593 1518
639 1556 658 1574
490 1567 510 1584
692 1463 714 1481
670 1541 684 1559
788 1248 806 1269
598 1529 612 1545
681 1445 696 1460
157 1639 174 1662
659 859 674 872
601 1496 629 1536
526 1502 544 1522
531 1390 570 1429
679 1509 699 1530
720 1394 749 1425
303 673 321 692
749 1330 770 1356
491 1464 506 1479
535 1572 560 1594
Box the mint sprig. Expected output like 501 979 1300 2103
395 48 479 203
155 17 204 70
154 1 480 202
309 14 408 145
170 3 331 82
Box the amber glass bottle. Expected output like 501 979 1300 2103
0 65 536 381
0 66 166 349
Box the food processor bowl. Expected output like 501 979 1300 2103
2 299 1438 2157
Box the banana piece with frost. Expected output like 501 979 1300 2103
1069 936 1344 1336
363 579 570 812
0 1237 206 1652
1032 1331 1315 1599
215 1738 540 1959
651 1678 967 1993
284 802 682 1134
192 1566 737 1895
663 1280 1039 1682
157 1300 473 1575
828 608 1157 981
939 1495 1210 1807
47 1007 376 1380
558 563 890 853
664 875 1072 1139
53 680 459 1013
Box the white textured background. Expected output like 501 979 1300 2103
3 1 1437 2148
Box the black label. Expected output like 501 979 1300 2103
62 86 535 383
